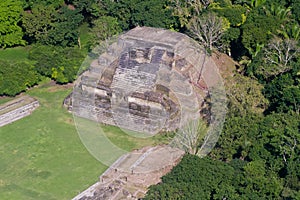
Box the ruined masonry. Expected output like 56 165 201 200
67 26 210 134
0 95 39 127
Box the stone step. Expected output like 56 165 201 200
90 62 107 74
111 108 167 134
107 42 123 57
98 52 117 67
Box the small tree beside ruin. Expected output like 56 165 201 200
172 119 208 155
188 13 228 53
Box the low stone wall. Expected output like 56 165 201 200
0 96 39 127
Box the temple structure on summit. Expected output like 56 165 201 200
66 26 213 134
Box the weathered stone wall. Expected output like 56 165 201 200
0 96 39 127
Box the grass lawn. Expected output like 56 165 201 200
0 81 168 199
0 83 105 200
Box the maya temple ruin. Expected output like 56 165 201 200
65 26 222 135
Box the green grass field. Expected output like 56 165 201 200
0 82 166 200
0 83 105 200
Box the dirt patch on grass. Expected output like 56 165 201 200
58 116 74 126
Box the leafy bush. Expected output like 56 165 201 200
22 4 83 47
0 60 39 96
29 45 84 84
144 154 287 199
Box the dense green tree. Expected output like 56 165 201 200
212 4 247 27
226 73 269 116
241 159 283 198
213 111 299 161
264 70 300 113
29 45 84 83
102 0 177 30
210 4 247 54
0 60 39 96
241 8 282 57
144 154 286 199
257 112 300 197
231 0 267 9
211 110 299 198
290 0 300 22
89 16 121 46
169 0 199 29
29 45 58 76
144 155 239 200
282 157 300 198
257 112 300 164
0 0 26 48
22 4 83 46
47 6 84 47
22 4 56 44
52 47 85 83
247 33 299 113
22 0 64 9
65 0 105 19
211 113 263 161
